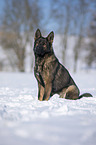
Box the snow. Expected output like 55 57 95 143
0 72 96 145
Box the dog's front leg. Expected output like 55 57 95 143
43 83 52 101
38 83 44 101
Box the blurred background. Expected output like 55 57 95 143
0 0 96 72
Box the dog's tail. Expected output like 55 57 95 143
78 93 93 99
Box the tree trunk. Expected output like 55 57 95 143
73 35 82 72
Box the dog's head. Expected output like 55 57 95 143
33 29 54 56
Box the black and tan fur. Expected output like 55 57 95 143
33 29 92 101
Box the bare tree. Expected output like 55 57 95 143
86 12 96 66
72 0 90 72
50 0 95 72
0 0 42 72
73 0 96 72
50 0 73 65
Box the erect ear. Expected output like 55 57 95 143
35 29 42 40
47 31 54 43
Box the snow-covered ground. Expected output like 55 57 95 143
0 71 96 145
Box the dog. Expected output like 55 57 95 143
33 29 92 101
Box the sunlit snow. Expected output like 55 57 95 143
0 72 96 145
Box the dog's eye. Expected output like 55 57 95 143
35 43 38 47
43 44 46 48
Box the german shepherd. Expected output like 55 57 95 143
33 29 92 101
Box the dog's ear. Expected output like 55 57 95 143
47 31 54 43
35 29 42 40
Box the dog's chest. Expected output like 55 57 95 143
34 55 56 85
36 62 50 76
35 59 51 85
